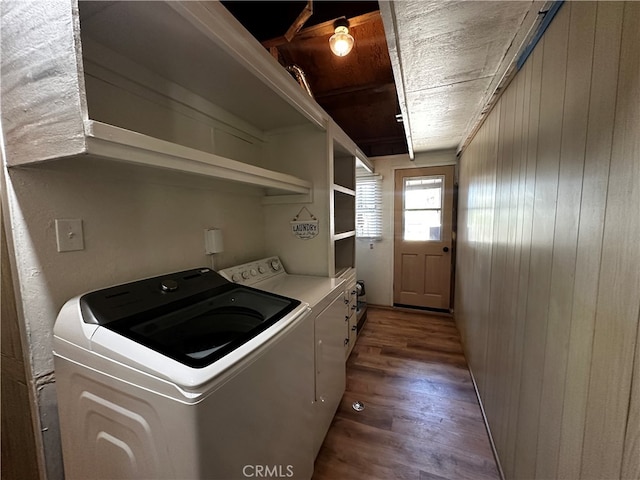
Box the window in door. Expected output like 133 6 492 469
402 175 444 241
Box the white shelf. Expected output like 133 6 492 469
329 120 361 276
2 0 328 176
333 231 356 241
80 1 326 134
84 121 312 197
334 235 355 276
333 184 356 196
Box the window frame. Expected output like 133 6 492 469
355 173 383 240
402 175 444 242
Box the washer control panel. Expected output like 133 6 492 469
218 256 286 286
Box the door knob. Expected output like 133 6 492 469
443 246 450 253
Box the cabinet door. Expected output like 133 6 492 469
313 292 346 456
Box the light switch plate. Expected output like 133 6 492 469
55 219 84 252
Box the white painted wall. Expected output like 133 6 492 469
5 159 267 378
3 158 272 477
355 149 457 306
263 126 330 276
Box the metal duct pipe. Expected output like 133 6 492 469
286 64 314 98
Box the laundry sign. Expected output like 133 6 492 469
290 207 319 240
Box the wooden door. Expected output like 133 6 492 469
394 166 454 310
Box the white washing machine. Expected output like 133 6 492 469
219 257 347 456
53 267 315 479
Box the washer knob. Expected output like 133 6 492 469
270 260 280 271
258 266 266 274
160 279 178 292
242 271 250 279
250 269 257 276
231 273 241 282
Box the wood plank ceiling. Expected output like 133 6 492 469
222 1 407 157
223 1 547 159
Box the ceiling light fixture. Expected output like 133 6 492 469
329 17 354 57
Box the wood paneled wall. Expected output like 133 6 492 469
455 2 640 479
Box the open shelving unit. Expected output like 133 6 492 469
3 1 324 202
330 125 358 277
2 0 371 279
333 191 356 235
84 121 313 197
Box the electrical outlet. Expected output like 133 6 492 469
55 219 84 252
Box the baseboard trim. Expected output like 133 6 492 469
467 365 506 480
394 302 451 313
369 303 453 318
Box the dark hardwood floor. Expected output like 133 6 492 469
312 307 500 480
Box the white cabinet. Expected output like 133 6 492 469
313 289 346 456
340 268 358 358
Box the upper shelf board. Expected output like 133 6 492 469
78 1 327 133
84 121 313 196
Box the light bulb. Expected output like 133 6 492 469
329 25 354 57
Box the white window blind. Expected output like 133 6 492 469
356 174 383 239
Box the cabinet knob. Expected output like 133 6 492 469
443 246 450 253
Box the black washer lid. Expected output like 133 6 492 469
80 268 229 325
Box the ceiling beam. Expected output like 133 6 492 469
378 1 414 160
314 81 396 101
284 1 313 42
354 135 407 146
262 11 381 49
